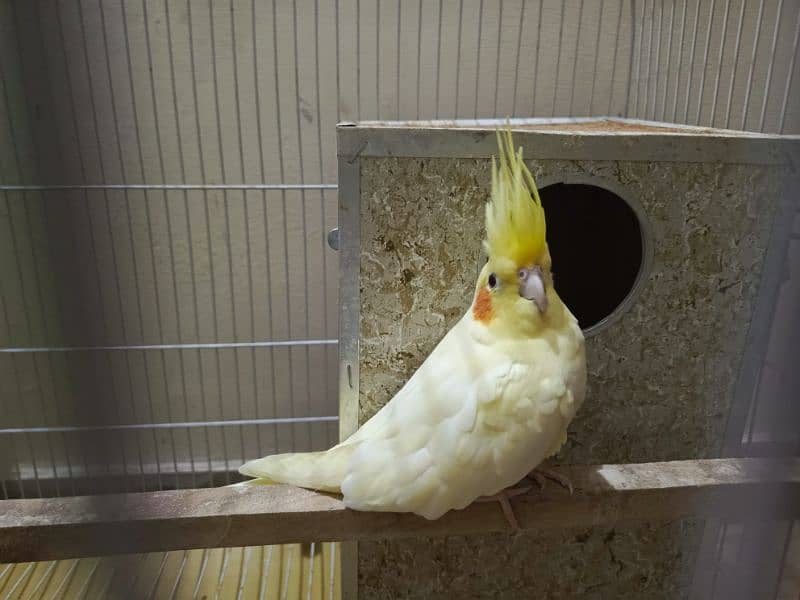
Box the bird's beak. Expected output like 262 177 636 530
519 266 548 313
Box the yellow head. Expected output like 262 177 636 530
472 130 562 335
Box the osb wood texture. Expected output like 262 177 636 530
357 157 785 599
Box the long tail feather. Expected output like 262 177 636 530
238 444 356 493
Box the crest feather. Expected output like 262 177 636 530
484 129 546 267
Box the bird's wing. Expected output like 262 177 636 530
339 316 549 520
237 313 500 494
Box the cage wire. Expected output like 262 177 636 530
0 0 798 596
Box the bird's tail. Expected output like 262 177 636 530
238 443 356 493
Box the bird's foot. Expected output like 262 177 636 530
527 466 573 495
475 485 532 533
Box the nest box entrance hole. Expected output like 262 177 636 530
539 182 645 332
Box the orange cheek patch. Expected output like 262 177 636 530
472 287 494 323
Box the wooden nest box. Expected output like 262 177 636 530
335 117 799 598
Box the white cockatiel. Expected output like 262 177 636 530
240 130 587 529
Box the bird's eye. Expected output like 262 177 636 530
518 269 526 280
488 273 497 289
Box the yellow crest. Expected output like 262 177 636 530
484 129 546 267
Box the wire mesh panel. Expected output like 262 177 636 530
0 188 339 497
629 0 800 132
0 0 797 500
0 0 341 496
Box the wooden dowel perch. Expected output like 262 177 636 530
1 457 798 564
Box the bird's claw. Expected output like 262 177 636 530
527 466 573 495
475 485 532 533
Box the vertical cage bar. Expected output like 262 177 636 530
696 0 718 125
511 0 525 117
376 0 381 119
661 0 675 122
140 0 183 485
1 5 26 185
252 0 280 458
683 0 702 122
758 0 785 132
247 0 266 460
531 0 543 116
637 0 648 117
589 0 605 116
610 0 626 116
474 0 485 119
226 0 254 465
271 0 297 453
185 0 232 481
741 0 766 129
434 0 443 119
708 522 728 598
163 0 199 487
642 0 655 118
493 0 503 118
335 0 341 122
710 0 733 127
724 0 748 129
551 0 566 116
119 0 165 491
291 0 315 451
772 522 795 599
415 0 422 120
314 0 333 449
671 0 688 121
455 0 464 117
207 0 242 471
396 0 401 120
630 0 644 117
732 521 749 597
356 0 361 119
778 6 800 133
649 0 663 120
744 364 765 446
216 1 251 464
568 0 585 117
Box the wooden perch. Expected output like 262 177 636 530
1 457 798 564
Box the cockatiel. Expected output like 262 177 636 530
240 129 587 531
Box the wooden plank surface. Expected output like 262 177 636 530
1 458 798 564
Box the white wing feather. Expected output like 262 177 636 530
339 312 584 519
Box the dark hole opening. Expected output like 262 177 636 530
540 183 643 330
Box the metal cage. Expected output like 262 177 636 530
0 1 798 598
